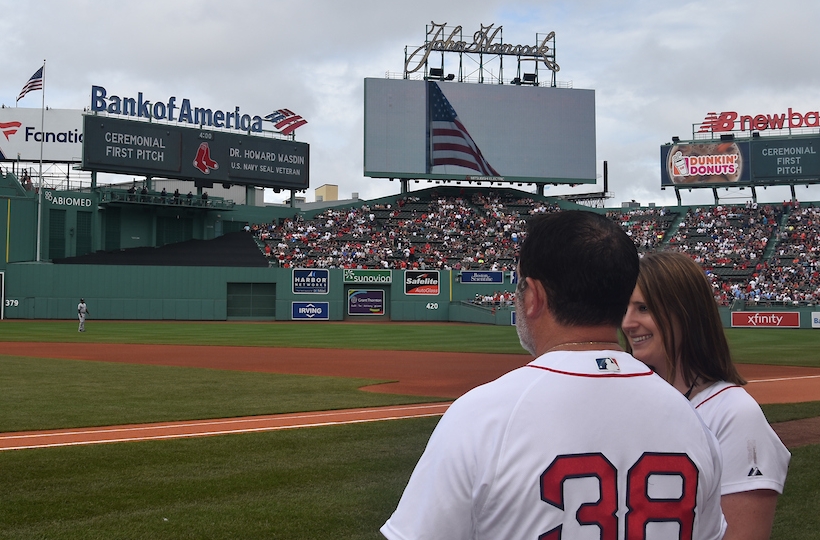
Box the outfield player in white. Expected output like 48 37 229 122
623 251 789 540
382 211 726 540
77 298 89 332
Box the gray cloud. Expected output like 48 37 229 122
2 0 818 205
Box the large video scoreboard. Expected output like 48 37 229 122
364 78 596 184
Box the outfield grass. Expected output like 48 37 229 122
726 328 820 367
2 321 820 366
0 320 528 354
0 417 439 540
761 401 820 424
0 416 815 540
0 356 444 432
0 321 818 539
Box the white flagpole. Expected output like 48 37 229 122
35 60 46 262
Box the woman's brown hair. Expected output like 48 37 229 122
631 251 745 387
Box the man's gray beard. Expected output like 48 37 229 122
516 312 536 356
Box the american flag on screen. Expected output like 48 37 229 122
427 81 499 176
264 109 308 135
17 66 44 102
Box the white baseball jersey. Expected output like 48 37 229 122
692 381 790 495
382 350 726 540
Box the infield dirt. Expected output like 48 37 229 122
1 342 818 449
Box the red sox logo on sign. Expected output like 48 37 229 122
193 142 219 174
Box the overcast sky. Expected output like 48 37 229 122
2 0 819 207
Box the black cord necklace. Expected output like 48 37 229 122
684 378 699 399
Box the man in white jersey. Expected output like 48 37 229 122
77 298 89 332
381 211 726 540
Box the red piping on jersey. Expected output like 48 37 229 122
695 385 741 409
526 364 654 378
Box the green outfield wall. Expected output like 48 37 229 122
2 180 818 327
1 262 524 322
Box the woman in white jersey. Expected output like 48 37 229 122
622 251 790 540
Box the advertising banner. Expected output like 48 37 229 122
0 108 84 162
812 312 820 329
661 142 751 186
292 269 329 294
461 271 504 284
750 136 820 182
82 115 309 190
343 269 392 284
291 302 329 320
347 289 385 316
44 190 93 208
404 270 440 295
730 312 800 328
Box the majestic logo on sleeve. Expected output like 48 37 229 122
0 121 21 140
193 143 219 174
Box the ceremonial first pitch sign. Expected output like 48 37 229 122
81 115 309 190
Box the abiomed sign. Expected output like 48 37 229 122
44 190 92 207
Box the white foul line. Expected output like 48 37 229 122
0 412 445 451
0 403 451 451
747 374 820 384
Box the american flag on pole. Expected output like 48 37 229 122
427 81 499 176
17 66 44 102
264 109 308 135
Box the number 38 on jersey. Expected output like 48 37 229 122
540 452 698 540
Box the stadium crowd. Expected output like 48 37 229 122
249 190 820 306
253 192 558 272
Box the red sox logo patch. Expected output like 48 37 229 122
193 142 219 174
0 121 21 140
